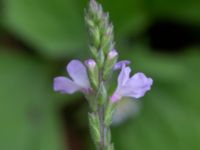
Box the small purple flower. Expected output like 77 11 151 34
108 49 118 60
111 65 153 102
54 60 91 94
114 60 131 70
85 59 96 69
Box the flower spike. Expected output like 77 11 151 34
53 0 153 149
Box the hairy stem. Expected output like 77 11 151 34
86 1 115 149
98 106 105 150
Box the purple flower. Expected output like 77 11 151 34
111 66 153 102
114 60 131 70
54 60 91 94
108 49 118 60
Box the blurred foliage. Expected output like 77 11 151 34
112 47 200 150
148 0 200 24
0 49 66 150
2 0 87 58
2 0 200 57
0 0 200 150
98 0 150 38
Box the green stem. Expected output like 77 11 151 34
86 1 115 149
97 105 112 150
98 106 105 150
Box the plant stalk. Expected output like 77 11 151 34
98 106 105 150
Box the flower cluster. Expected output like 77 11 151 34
53 0 153 149
54 51 153 103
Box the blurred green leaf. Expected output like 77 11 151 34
148 0 200 24
2 0 87 58
2 0 200 59
99 0 150 38
0 49 67 150
2 0 152 58
111 48 200 150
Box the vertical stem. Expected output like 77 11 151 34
98 105 106 150
97 104 112 150
86 1 115 149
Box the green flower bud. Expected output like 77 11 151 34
103 49 118 80
98 82 107 105
97 50 105 69
85 14 95 28
89 45 98 59
101 36 114 54
90 27 101 48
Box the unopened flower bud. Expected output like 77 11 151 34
90 28 101 48
98 82 107 105
85 59 96 69
89 46 98 59
108 49 118 60
96 50 105 68
85 59 99 89
103 49 118 80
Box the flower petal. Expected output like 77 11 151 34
121 72 153 98
114 60 131 70
111 66 131 102
67 60 90 88
54 77 80 94
118 66 131 87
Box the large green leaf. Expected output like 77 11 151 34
0 49 67 150
2 0 87 58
